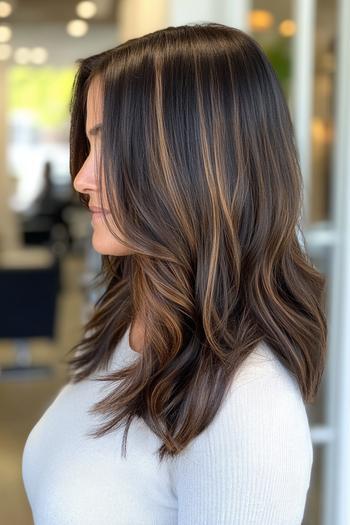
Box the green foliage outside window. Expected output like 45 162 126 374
8 66 77 128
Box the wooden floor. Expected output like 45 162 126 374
0 253 85 524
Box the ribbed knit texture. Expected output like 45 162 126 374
22 325 313 524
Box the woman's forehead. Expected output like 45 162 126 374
86 77 103 125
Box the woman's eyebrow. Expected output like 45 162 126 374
87 123 102 136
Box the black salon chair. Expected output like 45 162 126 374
0 252 60 380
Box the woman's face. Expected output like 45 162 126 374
73 75 131 256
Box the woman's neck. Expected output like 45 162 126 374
128 318 145 354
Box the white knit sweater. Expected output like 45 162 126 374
22 324 313 524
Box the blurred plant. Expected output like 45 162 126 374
8 66 76 128
263 38 292 99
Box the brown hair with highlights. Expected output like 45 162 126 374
66 23 327 462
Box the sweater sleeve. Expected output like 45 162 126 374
171 360 313 525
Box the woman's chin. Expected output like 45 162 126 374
91 229 113 255
91 231 131 256
91 238 110 255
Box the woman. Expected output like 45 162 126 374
22 23 327 524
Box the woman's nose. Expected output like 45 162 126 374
73 156 97 195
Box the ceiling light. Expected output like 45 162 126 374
0 24 11 42
76 1 97 19
0 1 12 18
0 42 11 60
14 47 31 64
279 19 296 38
31 47 48 64
66 19 89 37
249 10 274 32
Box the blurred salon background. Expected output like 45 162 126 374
0 1 348 524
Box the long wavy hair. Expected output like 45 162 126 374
66 22 327 462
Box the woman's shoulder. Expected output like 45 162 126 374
171 340 313 471
170 342 314 524
228 340 302 396
211 341 311 445
172 340 313 460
